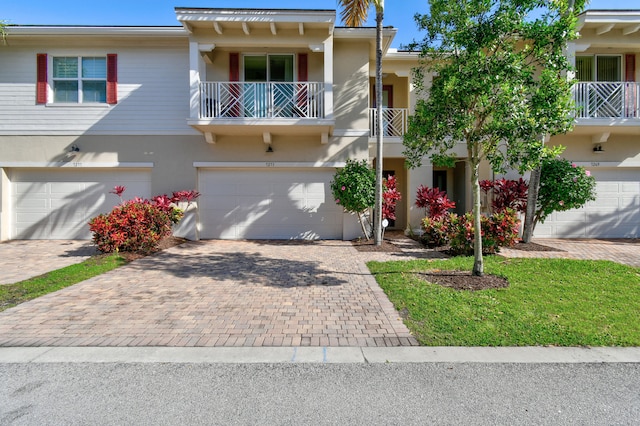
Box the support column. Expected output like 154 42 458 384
323 36 334 120
189 41 202 120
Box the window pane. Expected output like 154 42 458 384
53 81 79 102
596 56 621 82
82 81 106 103
575 56 593 81
269 55 294 82
244 56 267 82
53 57 78 78
82 57 107 78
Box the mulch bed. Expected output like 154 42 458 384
351 232 511 291
351 238 403 252
419 270 509 291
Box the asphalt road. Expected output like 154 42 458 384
2 362 639 425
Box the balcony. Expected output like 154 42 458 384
199 81 326 119
574 82 640 120
190 81 334 143
369 108 408 138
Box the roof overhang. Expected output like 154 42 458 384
334 27 397 57
577 10 640 33
175 8 336 36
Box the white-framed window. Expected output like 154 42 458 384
52 56 107 103
576 55 622 82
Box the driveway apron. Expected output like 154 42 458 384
0 240 418 347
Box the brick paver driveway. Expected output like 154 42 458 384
0 240 418 347
0 240 98 285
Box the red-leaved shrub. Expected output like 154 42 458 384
421 209 520 255
89 186 200 253
382 175 402 221
479 178 528 213
448 209 520 255
89 202 173 253
415 185 456 219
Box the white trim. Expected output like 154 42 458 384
0 130 200 136
573 161 640 168
194 161 346 168
7 26 186 37
332 129 369 137
575 118 640 127
0 162 154 168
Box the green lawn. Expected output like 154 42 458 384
0 254 126 312
368 256 640 346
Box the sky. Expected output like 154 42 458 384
2 0 635 48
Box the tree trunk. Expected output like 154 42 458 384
373 7 384 246
470 145 483 276
522 167 540 243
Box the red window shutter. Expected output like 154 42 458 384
36 54 48 104
625 54 635 82
107 54 118 104
298 53 308 82
229 53 239 81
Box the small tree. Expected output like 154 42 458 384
403 0 582 275
532 158 596 231
331 159 375 239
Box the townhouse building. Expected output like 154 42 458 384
0 8 637 241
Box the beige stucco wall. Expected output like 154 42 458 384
548 133 640 164
333 40 370 133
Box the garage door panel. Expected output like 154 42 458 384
621 196 639 208
199 169 343 239
534 168 639 238
621 182 640 192
11 169 151 240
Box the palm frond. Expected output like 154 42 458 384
339 0 371 27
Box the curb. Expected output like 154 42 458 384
1 346 640 364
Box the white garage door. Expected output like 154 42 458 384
198 168 343 239
534 168 639 238
11 168 151 239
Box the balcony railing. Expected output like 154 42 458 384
574 82 640 119
199 81 325 119
369 108 408 137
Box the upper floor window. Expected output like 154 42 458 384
576 55 622 82
36 53 117 105
53 57 107 103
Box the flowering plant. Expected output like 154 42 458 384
331 159 375 238
535 158 596 226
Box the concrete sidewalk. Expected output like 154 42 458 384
1 346 639 364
